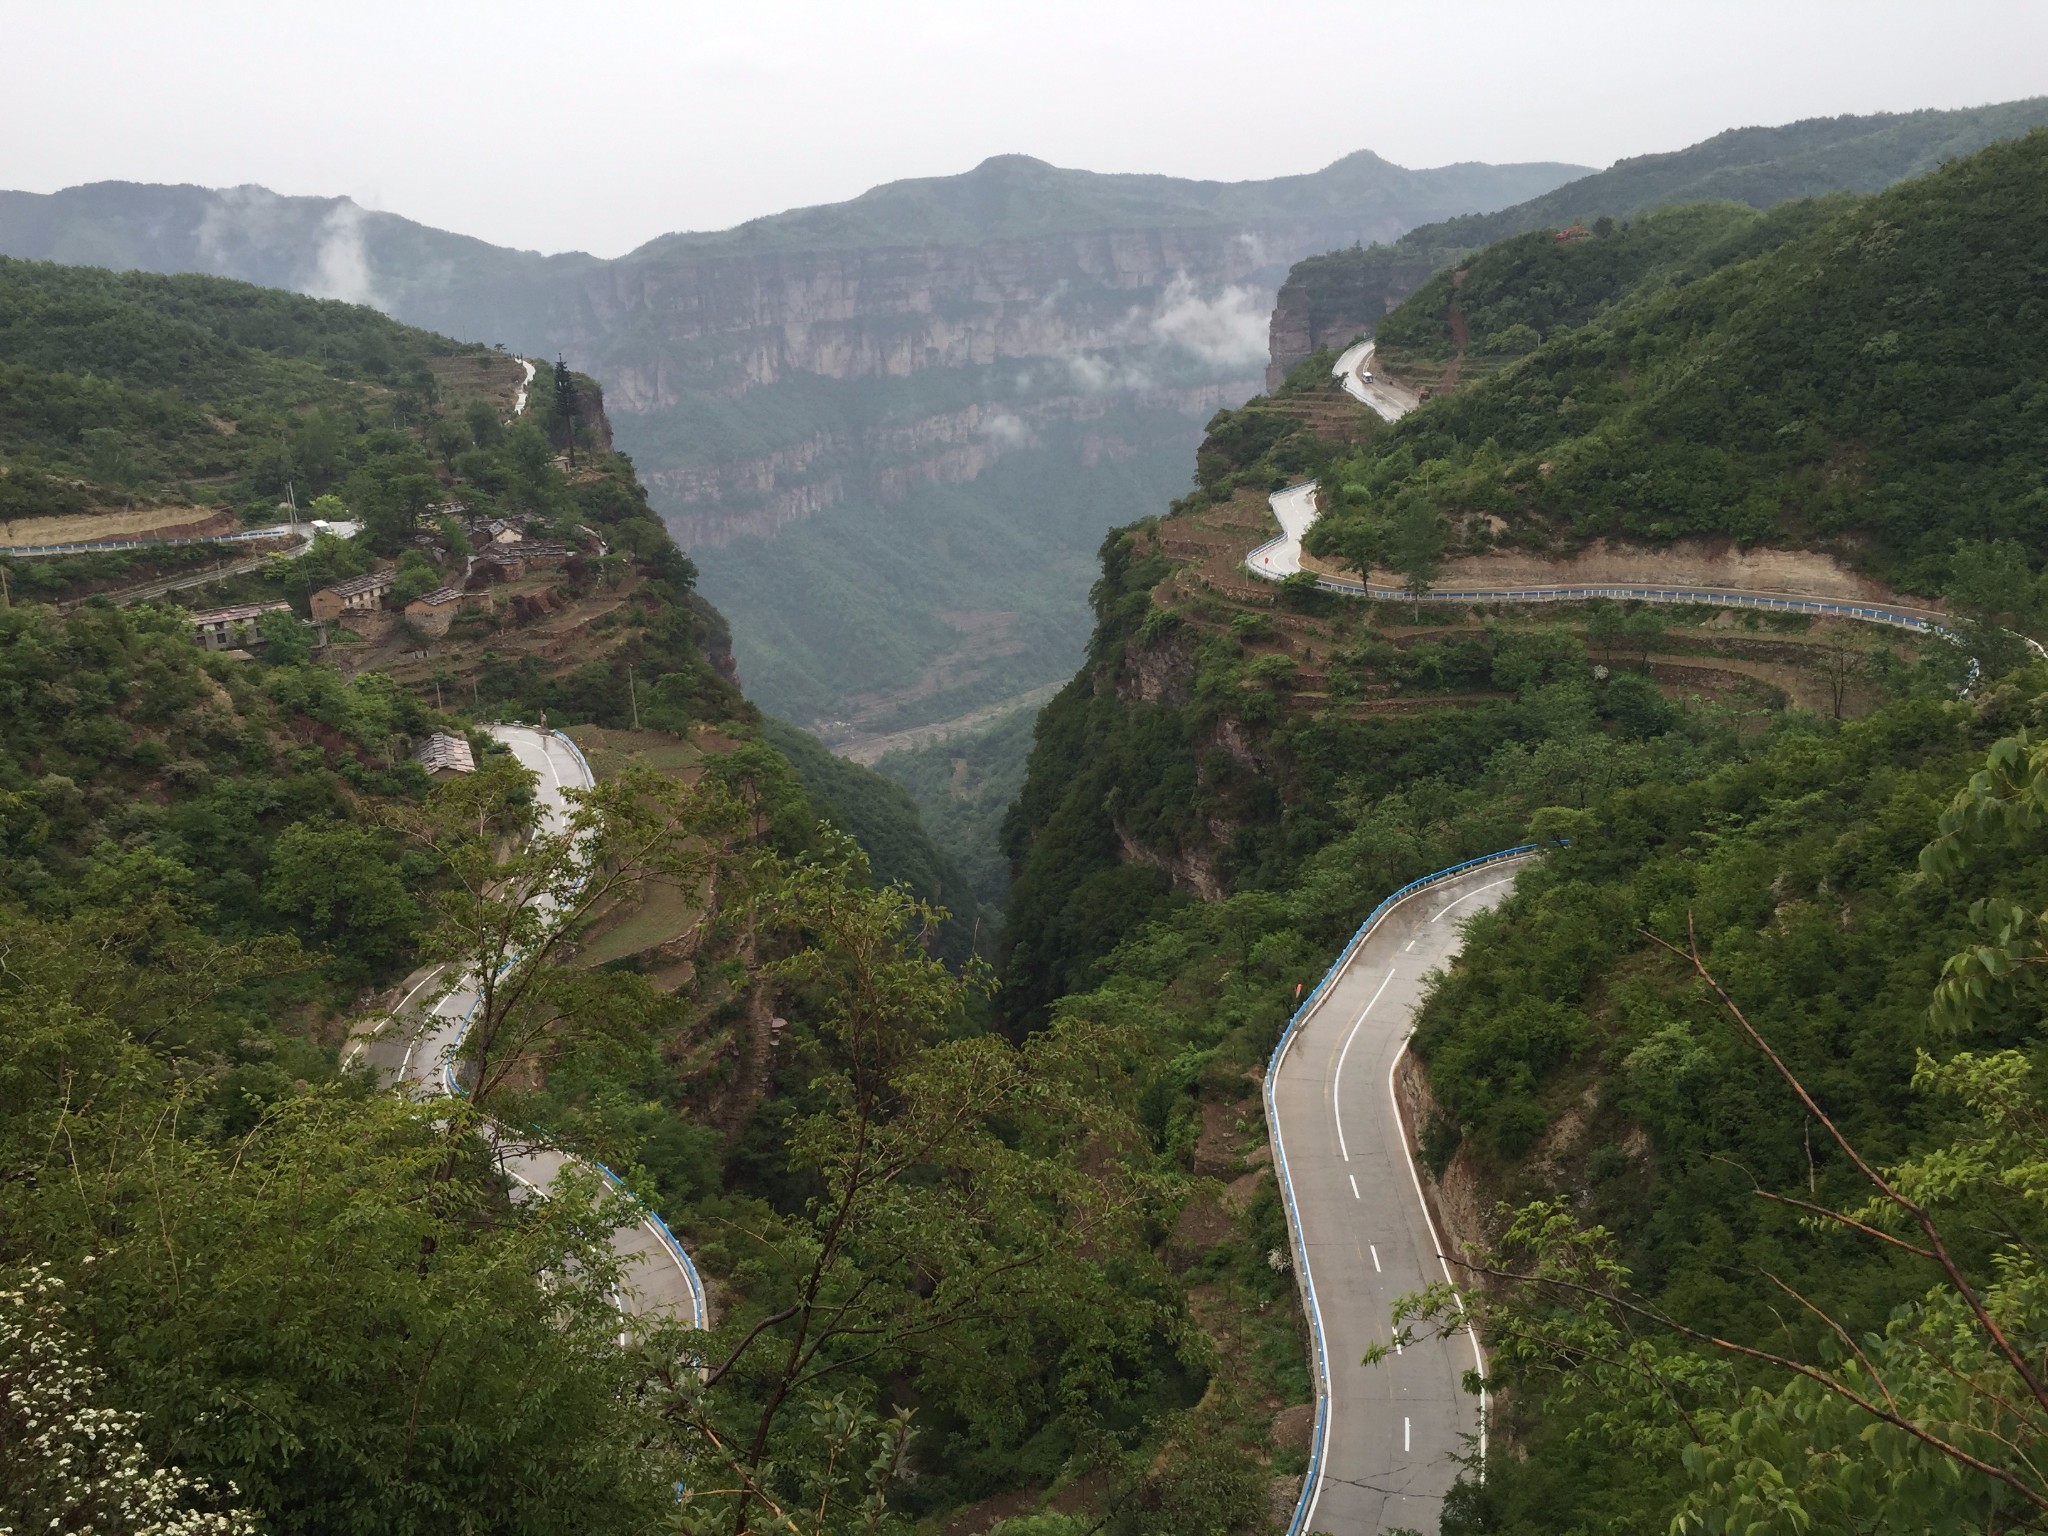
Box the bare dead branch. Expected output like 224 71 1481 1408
1453 1254 2048 1514
1644 919 2048 1419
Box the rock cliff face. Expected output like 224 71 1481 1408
0 151 1592 725
554 219 1432 550
1264 244 1441 389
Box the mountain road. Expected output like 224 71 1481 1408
1333 338 1421 423
1270 855 1533 1534
352 722 707 1327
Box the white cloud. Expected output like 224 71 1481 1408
1063 352 1155 395
304 203 381 308
1232 229 1276 268
981 410 1032 448
1146 273 1269 368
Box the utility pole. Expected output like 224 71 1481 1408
628 663 640 729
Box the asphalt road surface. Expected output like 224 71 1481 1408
1332 339 1421 424
1251 481 1320 577
1271 856 1534 1534
353 722 707 1327
1244 477 1954 637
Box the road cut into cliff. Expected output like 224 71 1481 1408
354 723 708 1329
1246 479 1956 639
1332 338 1421 423
1267 851 1536 1535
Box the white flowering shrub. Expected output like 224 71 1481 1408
0 1267 261 1536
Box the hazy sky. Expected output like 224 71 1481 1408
9 0 2046 258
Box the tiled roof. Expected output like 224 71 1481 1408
190 601 292 626
324 570 396 599
414 732 476 775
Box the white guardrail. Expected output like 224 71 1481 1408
1244 534 1949 634
434 723 709 1329
1266 845 1542 1536
1 526 305 558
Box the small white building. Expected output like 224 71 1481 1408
189 601 292 651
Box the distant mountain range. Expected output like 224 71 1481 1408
0 149 1588 733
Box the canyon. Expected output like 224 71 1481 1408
1 150 1586 727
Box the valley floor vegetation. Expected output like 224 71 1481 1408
0 261 1290 1536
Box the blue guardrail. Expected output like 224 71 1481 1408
1264 844 1542 1536
433 723 709 1328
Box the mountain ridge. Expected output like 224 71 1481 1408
0 149 1588 731
1265 95 2048 384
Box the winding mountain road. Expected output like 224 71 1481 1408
1245 480 1954 637
353 723 707 1328
1250 481 1319 579
1269 854 1531 1535
1333 339 1420 424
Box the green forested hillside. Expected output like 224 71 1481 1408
1372 196 1846 377
996 127 2048 1533
760 715 988 956
696 418 1179 733
0 256 470 526
1268 95 2048 379
1401 685 2048 1532
874 703 1041 912
1 261 1314 1536
18 110 2048 1536
1307 129 2048 596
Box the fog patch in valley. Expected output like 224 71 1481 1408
1146 273 1270 368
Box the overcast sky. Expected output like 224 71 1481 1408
8 0 2046 258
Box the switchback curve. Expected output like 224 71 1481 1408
1246 480 1955 638
357 722 708 1329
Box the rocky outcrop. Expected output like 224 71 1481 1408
687 593 741 688
574 224 1382 400
1118 627 1197 710
1265 245 1442 389
1112 814 1227 903
1391 1051 1498 1274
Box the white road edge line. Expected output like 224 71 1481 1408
391 964 448 1078
1266 1055 1333 1536
1332 970 1397 1160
